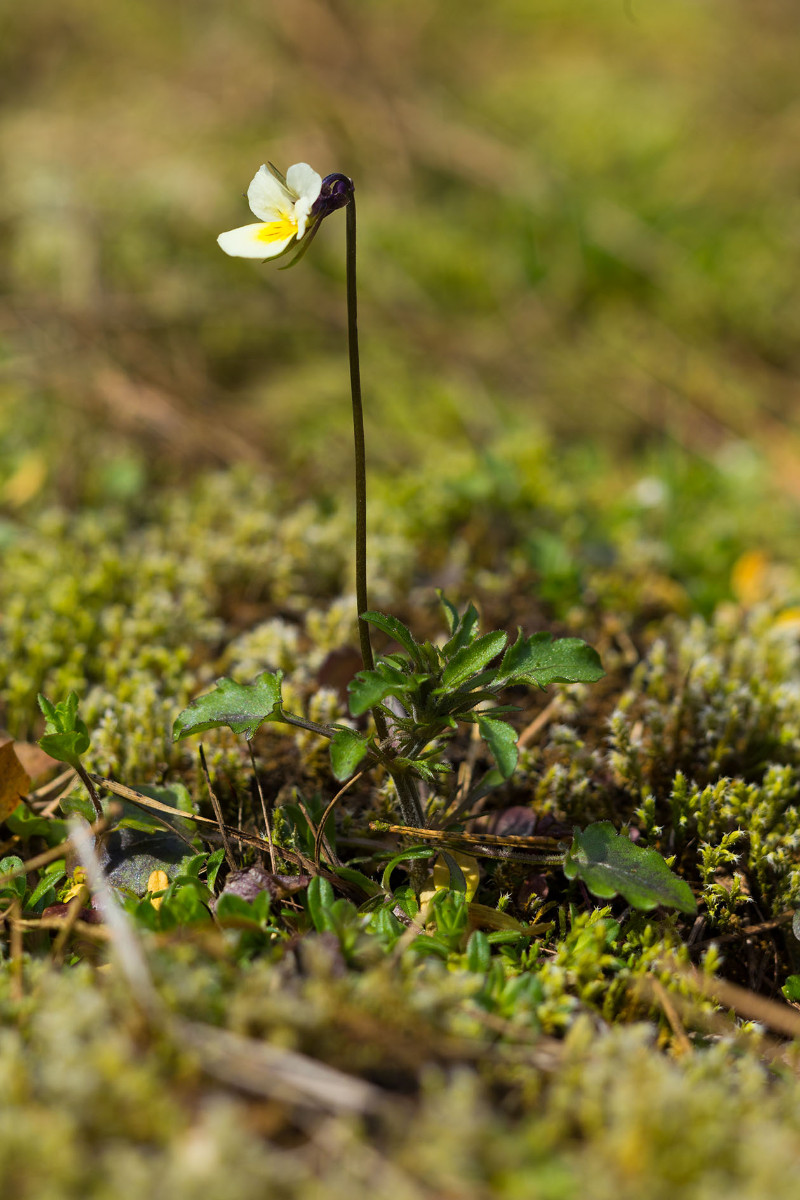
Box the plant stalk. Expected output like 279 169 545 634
345 194 374 676
345 192 424 830
75 761 104 820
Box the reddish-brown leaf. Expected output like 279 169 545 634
0 741 32 821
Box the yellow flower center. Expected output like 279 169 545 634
257 216 298 244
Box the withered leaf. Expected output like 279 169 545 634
221 864 310 903
0 741 32 822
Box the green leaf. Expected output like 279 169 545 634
215 892 270 930
307 874 336 932
172 671 283 741
783 975 800 1003
440 597 480 657
206 847 226 890
38 732 89 768
26 864 67 912
329 727 369 781
361 611 424 667
160 879 211 927
477 715 519 778
466 930 491 973
37 694 57 724
486 930 529 946
381 846 437 894
5 802 67 845
348 661 412 717
0 856 27 901
499 632 604 689
59 791 98 824
37 692 90 767
439 850 467 893
438 591 460 636
333 865 383 897
564 822 696 914
441 630 507 690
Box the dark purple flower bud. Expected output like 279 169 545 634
311 173 354 221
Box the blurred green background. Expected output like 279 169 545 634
1 0 799 553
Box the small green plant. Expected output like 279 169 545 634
173 596 605 824
167 156 693 914
28 162 696 925
37 691 103 819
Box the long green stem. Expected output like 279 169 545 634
345 195 374 676
345 192 424 830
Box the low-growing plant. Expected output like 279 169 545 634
166 159 693 916
25 161 697 954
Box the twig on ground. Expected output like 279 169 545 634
248 742 276 874
198 744 237 871
172 1019 385 1115
295 795 339 870
314 771 364 873
649 977 693 1056
693 911 794 949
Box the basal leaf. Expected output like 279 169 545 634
441 630 507 690
477 715 519 778
499 632 604 689
564 822 696 914
172 671 283 741
329 727 369 781
361 611 423 667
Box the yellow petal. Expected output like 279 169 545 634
217 220 296 259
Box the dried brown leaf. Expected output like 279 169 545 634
0 741 31 821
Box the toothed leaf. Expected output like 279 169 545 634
172 671 283 742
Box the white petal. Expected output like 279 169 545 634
294 197 314 238
247 165 294 222
217 222 295 259
286 162 322 205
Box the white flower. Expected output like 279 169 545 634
217 162 323 259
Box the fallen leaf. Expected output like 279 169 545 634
0 742 31 821
219 864 311 903
2 740 58 782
